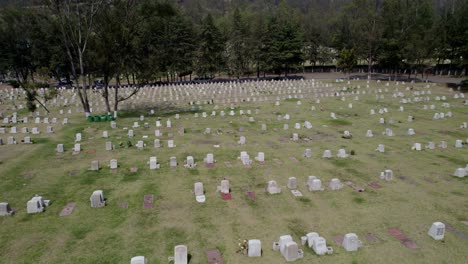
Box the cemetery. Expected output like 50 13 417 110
0 77 466 263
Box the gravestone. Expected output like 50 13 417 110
248 239 261 257
73 143 81 153
240 151 252 166
136 140 144 150
194 182 205 203
428 222 445 240
337 149 348 158
342 233 362 252
154 139 161 148
267 180 281 194
90 160 99 171
306 232 331 256
287 177 297 189
453 168 466 178
170 157 177 168
255 152 265 163
304 149 312 158
75 133 82 142
322 150 332 158
57 144 64 153
204 153 214 167
439 141 447 149
26 194 49 214
412 143 422 151
238 136 246 145
168 140 176 148
383 128 394 136
366 130 374 137
329 178 343 190
174 245 188 264
380 169 393 181
376 144 385 153
0 202 14 216
183 156 196 169
90 190 105 208
426 142 435 150
105 141 113 151
110 159 118 169
149 157 160 169
309 178 324 192
292 133 299 141
220 180 230 194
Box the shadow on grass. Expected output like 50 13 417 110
328 119 353 126
287 218 308 237
118 105 204 119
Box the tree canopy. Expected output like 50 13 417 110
0 0 466 113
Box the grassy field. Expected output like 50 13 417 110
0 80 467 264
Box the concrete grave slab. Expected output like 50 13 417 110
368 182 382 189
388 228 419 249
364 233 381 243
206 249 223 264
221 193 232 200
59 202 76 216
291 190 303 197
345 181 365 192
423 177 436 183
246 191 256 201
398 176 418 185
443 222 468 241
333 235 344 246
289 157 299 163
143 195 154 209
118 202 128 209
273 158 283 165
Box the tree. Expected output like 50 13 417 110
254 1 303 76
196 14 225 78
48 0 104 117
337 48 357 77
227 8 250 78
334 0 382 76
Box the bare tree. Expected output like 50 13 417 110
48 0 104 117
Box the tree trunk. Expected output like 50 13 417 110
78 51 90 115
114 77 120 115
103 75 111 114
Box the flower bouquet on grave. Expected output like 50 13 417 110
236 239 248 255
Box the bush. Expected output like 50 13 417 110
7 80 20 88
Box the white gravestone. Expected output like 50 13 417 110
90 190 105 208
428 222 445 240
342 233 362 252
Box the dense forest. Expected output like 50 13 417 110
0 0 466 111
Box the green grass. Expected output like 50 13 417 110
0 80 467 264
328 119 353 126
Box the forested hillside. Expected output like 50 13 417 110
0 0 466 94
